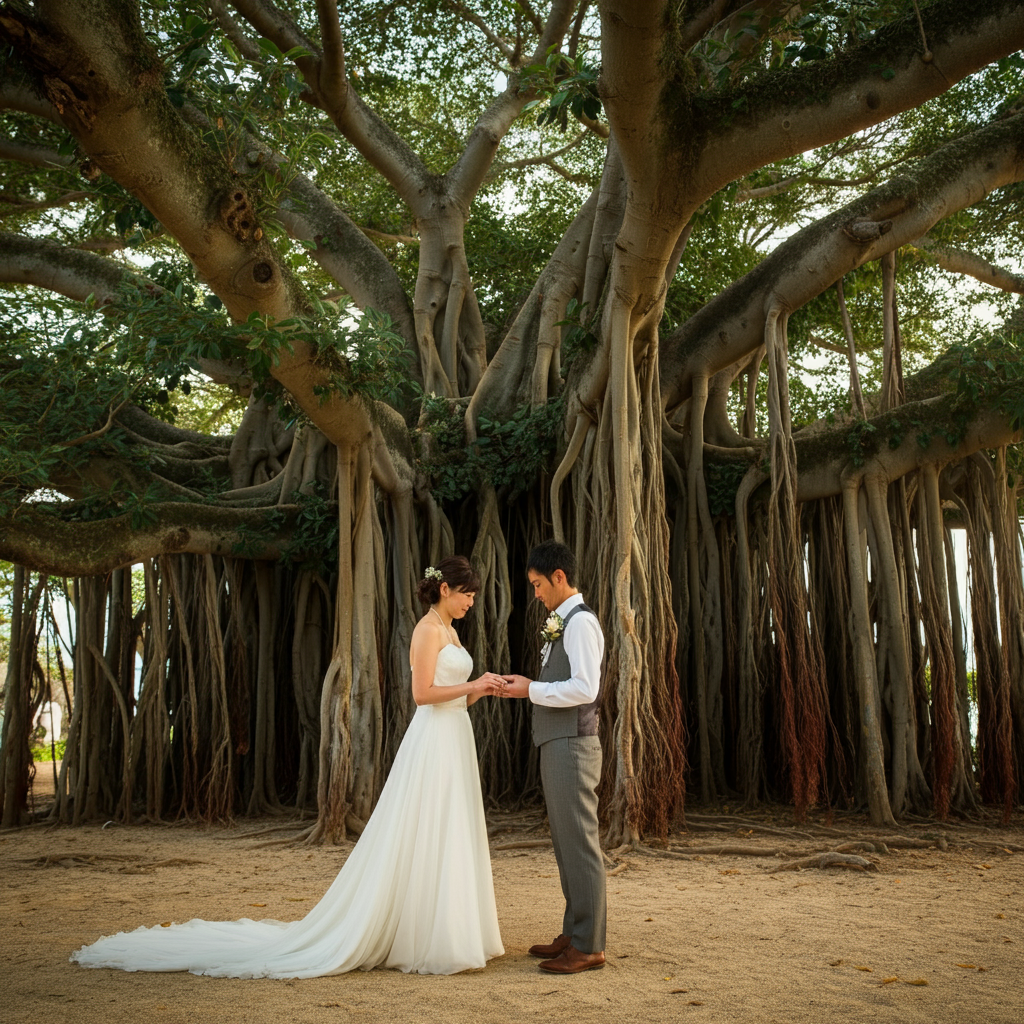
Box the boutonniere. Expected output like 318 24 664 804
540 612 565 644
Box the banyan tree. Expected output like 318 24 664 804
1 0 1023 842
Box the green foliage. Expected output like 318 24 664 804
0 278 416 523
475 400 565 495
282 485 339 577
0 296 156 519
229 510 286 561
678 0 924 99
944 329 1024 443
32 739 66 762
310 308 419 408
521 47 602 131
419 395 476 501
779 3 893 67
844 418 880 468
840 328 1024 467
223 484 338 575
556 298 600 369
419 394 565 502
0 269 261 519
665 202 762 333
704 460 751 517
1 0 1021 543
121 484 163 530
467 185 593 332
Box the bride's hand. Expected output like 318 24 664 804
471 672 506 696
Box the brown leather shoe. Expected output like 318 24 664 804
538 945 606 974
528 933 571 958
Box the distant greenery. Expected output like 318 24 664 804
32 739 66 762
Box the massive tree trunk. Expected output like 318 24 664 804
1 0 1023 836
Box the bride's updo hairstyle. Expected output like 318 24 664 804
417 555 482 607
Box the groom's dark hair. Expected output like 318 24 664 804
527 540 577 587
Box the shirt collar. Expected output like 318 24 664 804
555 592 584 619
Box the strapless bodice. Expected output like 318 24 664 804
426 644 473 710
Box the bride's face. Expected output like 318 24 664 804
442 586 476 619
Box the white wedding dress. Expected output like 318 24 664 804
71 644 503 977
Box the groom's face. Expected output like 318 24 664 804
528 569 562 612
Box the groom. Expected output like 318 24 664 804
503 540 606 973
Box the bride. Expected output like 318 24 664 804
71 556 506 977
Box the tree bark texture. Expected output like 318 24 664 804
2 0 1023 838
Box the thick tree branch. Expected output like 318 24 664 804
229 0 430 201
0 138 73 168
226 0 311 55
4 1 383 448
0 76 60 120
117 404 233 451
0 231 249 387
268 167 419 346
0 230 147 304
660 111 1024 408
684 392 1024 505
233 0 575 211
0 503 302 576
793 396 1024 502
687 0 1024 216
314 0 346 110
0 189 91 217
448 0 577 203
911 235 1024 293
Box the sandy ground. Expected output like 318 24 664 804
2 764 1022 1024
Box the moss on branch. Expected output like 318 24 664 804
0 501 307 576
658 0 1023 167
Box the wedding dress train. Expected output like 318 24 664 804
71 644 503 977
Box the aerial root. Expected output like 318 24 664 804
630 832 968 866
491 839 553 851
772 852 878 872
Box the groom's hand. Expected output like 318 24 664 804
502 674 531 698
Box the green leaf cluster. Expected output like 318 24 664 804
310 308 419 409
521 47 602 132
945 329 1024 441
282 485 339 577
32 739 67 763
419 394 564 502
704 460 751 517
556 298 600 369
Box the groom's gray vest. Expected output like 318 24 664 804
532 603 601 747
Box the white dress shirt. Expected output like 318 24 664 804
528 593 604 708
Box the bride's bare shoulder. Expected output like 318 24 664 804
411 614 445 649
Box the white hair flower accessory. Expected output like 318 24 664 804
424 566 444 582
